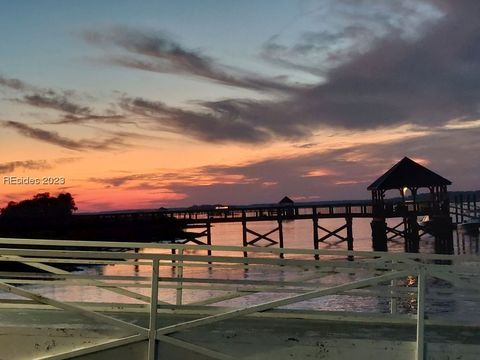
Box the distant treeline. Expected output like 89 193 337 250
447 190 480 201
0 193 184 242
379 190 478 203
403 190 480 202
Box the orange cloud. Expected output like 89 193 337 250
302 169 334 177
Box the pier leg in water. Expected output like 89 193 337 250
206 222 212 257
404 215 420 253
346 217 354 261
312 208 319 260
242 211 248 259
277 218 284 259
371 218 388 251
432 216 454 255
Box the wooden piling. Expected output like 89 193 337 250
242 210 248 258
206 221 212 257
277 218 284 259
432 216 454 255
346 217 354 261
404 215 420 253
312 207 319 260
371 218 388 251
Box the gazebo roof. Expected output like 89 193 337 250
367 157 451 191
279 196 294 204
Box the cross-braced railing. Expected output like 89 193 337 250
0 238 479 359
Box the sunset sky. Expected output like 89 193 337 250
1 0 479 212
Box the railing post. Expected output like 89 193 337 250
390 261 397 314
148 258 160 360
416 267 426 360
176 248 184 306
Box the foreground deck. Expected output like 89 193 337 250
0 238 479 359
2 309 480 360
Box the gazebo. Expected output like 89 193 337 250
278 196 295 218
367 157 452 252
368 157 451 217
278 196 294 205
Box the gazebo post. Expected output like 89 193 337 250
431 184 454 254
371 217 388 251
404 214 420 253
371 189 388 251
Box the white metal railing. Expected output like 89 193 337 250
0 237 479 359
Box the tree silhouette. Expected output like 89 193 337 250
0 192 77 237
1 192 76 218
0 193 183 242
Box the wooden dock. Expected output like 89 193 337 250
75 198 472 254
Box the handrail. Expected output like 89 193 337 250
0 239 478 359
1 237 479 261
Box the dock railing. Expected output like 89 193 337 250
0 238 479 359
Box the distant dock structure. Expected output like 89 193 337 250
76 157 463 255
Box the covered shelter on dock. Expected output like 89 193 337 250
367 157 451 216
278 196 295 218
367 157 452 252
278 196 294 205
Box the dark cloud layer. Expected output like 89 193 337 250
81 122 480 206
168 126 480 205
119 97 274 143
4 1 480 148
255 0 480 131
87 1 480 144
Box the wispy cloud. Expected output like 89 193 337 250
18 93 91 115
83 25 295 93
0 157 81 174
1 75 130 126
50 113 129 125
1 76 90 116
0 75 36 92
0 160 51 174
261 0 441 76
1 120 127 151
118 96 275 143
88 168 256 189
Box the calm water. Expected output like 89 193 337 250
2 218 479 321
209 217 479 254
